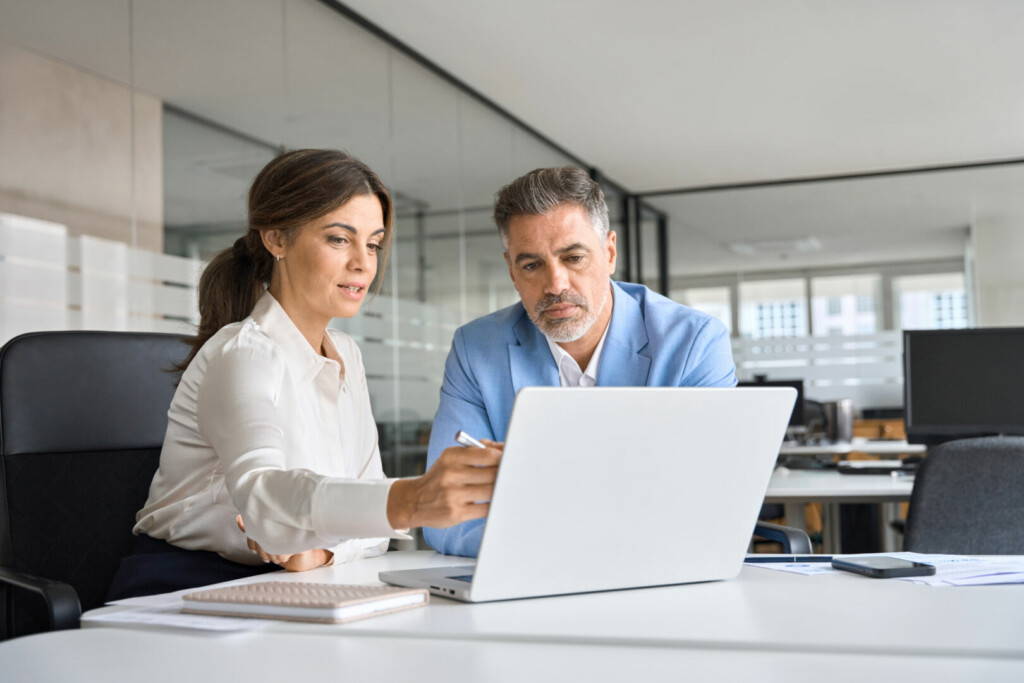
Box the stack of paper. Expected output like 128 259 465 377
745 552 1024 584
889 552 1024 586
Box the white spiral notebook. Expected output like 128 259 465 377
182 582 429 624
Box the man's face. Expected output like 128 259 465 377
504 203 617 342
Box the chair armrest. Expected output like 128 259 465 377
753 521 812 554
0 566 81 632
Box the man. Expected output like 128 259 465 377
424 167 737 557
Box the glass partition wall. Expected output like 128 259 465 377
0 0 624 493
638 161 1024 411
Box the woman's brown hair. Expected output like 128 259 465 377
179 149 393 369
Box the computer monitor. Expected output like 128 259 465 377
737 378 805 427
904 328 1024 444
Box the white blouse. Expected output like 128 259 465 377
135 291 408 566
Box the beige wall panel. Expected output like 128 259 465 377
0 42 162 250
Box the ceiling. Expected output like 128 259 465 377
343 0 1024 191
642 164 1024 276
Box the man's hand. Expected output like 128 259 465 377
387 439 503 529
235 515 333 572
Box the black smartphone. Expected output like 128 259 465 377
831 556 936 578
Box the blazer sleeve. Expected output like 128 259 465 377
423 327 493 557
679 316 737 388
197 341 403 556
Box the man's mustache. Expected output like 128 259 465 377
535 292 588 316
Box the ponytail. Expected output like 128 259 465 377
178 231 273 369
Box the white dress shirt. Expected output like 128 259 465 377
135 291 407 566
544 321 611 387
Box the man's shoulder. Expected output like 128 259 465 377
454 300 526 346
616 281 719 331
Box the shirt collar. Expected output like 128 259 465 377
544 312 611 386
250 291 342 382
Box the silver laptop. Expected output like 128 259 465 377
380 386 795 602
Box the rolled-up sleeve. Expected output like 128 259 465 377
196 341 405 556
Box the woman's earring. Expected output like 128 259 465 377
275 254 283 262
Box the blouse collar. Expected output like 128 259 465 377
250 291 344 382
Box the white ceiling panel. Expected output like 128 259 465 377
647 163 1024 276
344 0 1024 191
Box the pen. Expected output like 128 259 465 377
745 555 834 563
455 430 487 449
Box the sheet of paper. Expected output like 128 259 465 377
108 588 194 609
108 570 290 609
745 562 837 576
86 606 267 631
745 553 1024 583
945 572 1024 586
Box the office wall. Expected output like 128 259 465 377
970 214 1024 327
0 43 163 251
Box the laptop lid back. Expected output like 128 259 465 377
470 387 794 602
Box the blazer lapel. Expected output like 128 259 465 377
596 282 652 387
509 310 560 394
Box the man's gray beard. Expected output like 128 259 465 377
531 286 609 343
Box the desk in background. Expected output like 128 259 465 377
779 438 926 457
771 438 924 553
765 467 913 553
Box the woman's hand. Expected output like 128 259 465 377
387 439 503 529
235 515 333 572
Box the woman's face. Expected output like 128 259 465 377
267 193 386 322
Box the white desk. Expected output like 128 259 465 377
780 438 926 457
765 467 914 552
4 628 1022 683
76 551 1024 661
766 467 913 503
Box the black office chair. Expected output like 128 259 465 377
752 520 811 554
903 436 1024 554
0 331 188 640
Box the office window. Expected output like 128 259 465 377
894 272 968 330
810 274 880 336
739 279 807 339
672 286 732 334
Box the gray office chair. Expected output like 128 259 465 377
0 331 189 640
903 436 1024 554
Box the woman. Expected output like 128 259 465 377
108 149 500 599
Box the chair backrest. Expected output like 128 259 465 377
904 436 1024 554
0 331 189 638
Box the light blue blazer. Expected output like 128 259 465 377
423 281 737 557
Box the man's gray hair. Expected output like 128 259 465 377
493 167 610 246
